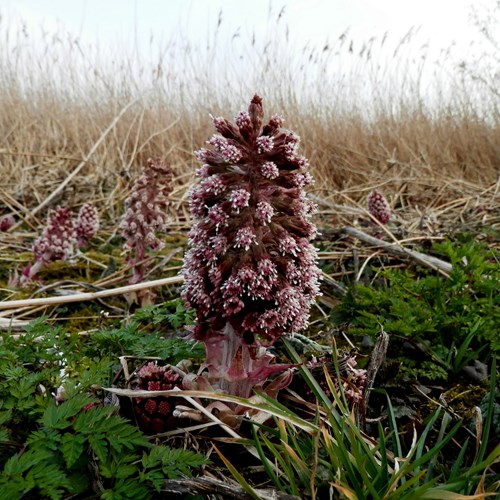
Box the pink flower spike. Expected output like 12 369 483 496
134 363 184 434
21 206 76 283
120 158 173 306
34 207 76 265
75 203 99 247
182 95 321 398
368 190 391 225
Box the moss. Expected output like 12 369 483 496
440 384 488 419
163 233 188 245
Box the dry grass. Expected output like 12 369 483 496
0 8 498 228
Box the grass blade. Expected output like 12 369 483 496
213 444 262 500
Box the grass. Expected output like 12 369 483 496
0 5 499 224
0 4 499 498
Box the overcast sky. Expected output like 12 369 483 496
1 0 495 109
2 0 486 57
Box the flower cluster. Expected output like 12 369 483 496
342 357 367 404
34 207 76 263
22 206 77 282
0 214 15 232
297 354 367 407
133 362 184 434
75 203 99 247
120 158 173 305
181 95 321 397
367 190 391 225
182 95 321 346
20 204 99 284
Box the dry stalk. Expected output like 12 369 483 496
11 97 141 229
0 317 30 330
343 226 452 275
0 275 183 311
161 477 300 500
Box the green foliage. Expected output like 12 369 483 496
334 239 499 381
1 236 497 498
479 388 500 439
132 298 196 329
0 317 208 499
89 300 203 362
0 396 208 499
228 341 500 499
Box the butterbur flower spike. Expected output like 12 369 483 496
0 214 15 232
133 362 185 434
182 95 321 398
120 158 173 306
75 203 99 247
367 190 391 225
23 206 77 282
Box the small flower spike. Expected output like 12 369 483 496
23 206 77 282
120 158 173 306
75 203 99 247
0 214 15 232
134 362 184 434
367 190 391 225
34 207 76 264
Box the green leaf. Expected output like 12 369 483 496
140 469 165 493
214 445 261 500
3 449 52 476
159 446 208 478
101 479 150 500
61 432 85 468
141 446 163 469
0 409 12 426
42 403 59 429
26 429 60 451
0 428 9 443
88 434 108 463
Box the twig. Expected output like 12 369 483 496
161 477 300 500
343 226 452 274
0 317 30 331
0 275 183 310
320 271 347 296
359 329 390 427
309 194 364 215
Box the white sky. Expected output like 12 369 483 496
1 0 486 56
1 0 495 109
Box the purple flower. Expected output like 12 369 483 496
182 95 321 397
0 214 15 232
75 203 99 247
34 207 76 264
367 190 391 225
134 362 185 434
260 161 279 180
229 188 251 210
22 207 77 282
256 135 274 154
120 158 173 306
